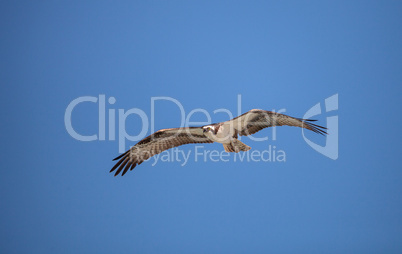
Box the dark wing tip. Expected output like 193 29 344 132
113 151 129 161
300 118 328 136
308 123 328 135
110 155 127 173
130 163 137 171
121 161 133 176
114 157 129 176
110 150 137 176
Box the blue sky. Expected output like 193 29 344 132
1 1 402 253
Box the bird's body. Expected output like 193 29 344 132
202 123 251 152
110 109 327 176
203 123 231 143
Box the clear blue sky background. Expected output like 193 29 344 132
1 1 402 253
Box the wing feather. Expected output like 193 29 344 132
110 127 213 176
225 109 327 136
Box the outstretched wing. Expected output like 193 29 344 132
110 127 213 176
225 109 327 136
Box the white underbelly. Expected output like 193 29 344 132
208 124 233 144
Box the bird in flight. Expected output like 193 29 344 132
110 109 327 176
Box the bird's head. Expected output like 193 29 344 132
203 125 214 133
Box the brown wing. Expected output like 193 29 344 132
110 127 213 176
225 109 327 136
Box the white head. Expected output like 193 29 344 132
203 125 215 134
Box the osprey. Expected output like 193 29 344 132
110 109 327 176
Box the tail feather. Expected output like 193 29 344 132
223 139 251 153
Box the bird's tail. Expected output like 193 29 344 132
223 139 251 153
